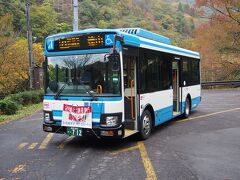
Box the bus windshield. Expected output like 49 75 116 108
46 53 121 97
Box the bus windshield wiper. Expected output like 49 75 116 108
87 90 97 101
54 82 70 100
79 81 98 101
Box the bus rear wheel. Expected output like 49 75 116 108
183 98 190 118
139 110 152 140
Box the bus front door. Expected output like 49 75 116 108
123 55 137 130
172 61 180 113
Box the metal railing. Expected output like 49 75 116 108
202 80 240 87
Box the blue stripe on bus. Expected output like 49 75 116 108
84 102 105 119
53 110 62 117
181 96 201 112
44 95 122 101
154 105 173 126
93 122 100 126
54 120 61 125
123 34 141 47
191 96 201 109
154 96 201 126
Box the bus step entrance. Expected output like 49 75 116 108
124 119 135 130
173 111 181 116
124 129 138 138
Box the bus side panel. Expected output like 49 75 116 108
140 89 173 126
181 84 201 112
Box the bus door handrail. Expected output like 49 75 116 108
130 80 135 120
97 85 102 94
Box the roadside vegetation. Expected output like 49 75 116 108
0 103 42 123
0 90 43 123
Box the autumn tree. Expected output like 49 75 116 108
189 0 240 81
0 15 44 96
196 0 240 52
0 15 28 95
0 14 17 95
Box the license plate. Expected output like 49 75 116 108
67 127 82 136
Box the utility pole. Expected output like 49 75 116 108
73 0 78 31
26 0 35 89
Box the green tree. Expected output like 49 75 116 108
175 12 186 33
0 1 25 34
0 14 15 52
30 3 59 41
177 2 183 12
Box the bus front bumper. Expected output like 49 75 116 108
43 123 124 139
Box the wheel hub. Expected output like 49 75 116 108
143 115 150 135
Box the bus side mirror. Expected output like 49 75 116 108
112 58 120 71
104 53 120 71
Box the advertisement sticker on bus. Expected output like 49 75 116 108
61 104 92 128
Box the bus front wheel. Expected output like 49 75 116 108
139 110 152 140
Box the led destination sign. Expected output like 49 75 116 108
59 37 81 50
47 33 115 52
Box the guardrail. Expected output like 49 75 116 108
202 80 240 87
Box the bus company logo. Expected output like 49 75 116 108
43 102 49 110
47 40 54 50
104 34 114 46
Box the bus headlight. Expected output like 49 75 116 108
45 113 50 121
106 116 118 127
44 111 53 124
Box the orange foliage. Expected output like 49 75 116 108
0 39 28 95
189 0 240 81
33 43 44 66
0 14 44 95
0 39 44 95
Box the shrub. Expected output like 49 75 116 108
0 99 18 115
0 90 43 115
8 90 43 105
7 93 24 105
21 91 33 105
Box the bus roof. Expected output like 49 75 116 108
45 28 200 59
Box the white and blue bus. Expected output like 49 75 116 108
43 28 201 139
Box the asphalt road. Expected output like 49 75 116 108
0 89 240 180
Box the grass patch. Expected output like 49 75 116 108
0 103 42 124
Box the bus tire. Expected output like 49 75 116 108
139 110 152 140
183 97 191 118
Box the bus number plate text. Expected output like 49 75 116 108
67 127 82 136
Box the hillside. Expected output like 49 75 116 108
0 0 200 45
1 0 238 96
